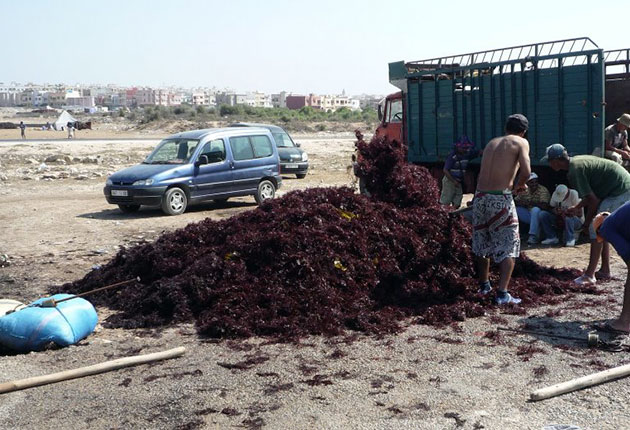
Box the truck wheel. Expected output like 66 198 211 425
255 180 275 205
118 204 140 213
161 187 187 215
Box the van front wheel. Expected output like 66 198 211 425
255 180 275 205
162 187 187 215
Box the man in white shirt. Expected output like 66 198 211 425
538 184 584 247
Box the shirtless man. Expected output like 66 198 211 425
473 114 531 305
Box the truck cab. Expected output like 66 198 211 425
375 92 404 144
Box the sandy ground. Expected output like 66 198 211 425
0 129 629 430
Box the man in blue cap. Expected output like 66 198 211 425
543 143 630 285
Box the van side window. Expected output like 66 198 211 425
199 139 225 163
230 136 255 161
250 135 273 158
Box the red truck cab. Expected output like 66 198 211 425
375 92 404 144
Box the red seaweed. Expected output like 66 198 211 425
58 131 590 340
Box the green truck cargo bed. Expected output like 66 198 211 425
390 38 606 166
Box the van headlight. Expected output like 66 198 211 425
133 179 154 186
301 152 308 162
106 178 113 186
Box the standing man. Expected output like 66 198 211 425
542 143 630 285
19 121 26 139
440 135 480 208
472 114 531 305
593 202 630 334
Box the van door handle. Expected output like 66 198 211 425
229 161 235 169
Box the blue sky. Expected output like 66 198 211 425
1 0 625 95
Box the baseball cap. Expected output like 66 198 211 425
528 172 538 181
541 143 567 162
593 212 610 243
550 184 568 205
506 114 529 133
454 135 474 148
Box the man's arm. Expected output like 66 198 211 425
568 192 599 226
514 139 531 193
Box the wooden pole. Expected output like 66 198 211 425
530 361 630 401
0 346 186 395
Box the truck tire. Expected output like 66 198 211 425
118 204 140 213
255 180 275 205
161 187 187 215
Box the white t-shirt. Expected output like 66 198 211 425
551 188 584 223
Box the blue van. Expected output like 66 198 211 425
104 127 282 215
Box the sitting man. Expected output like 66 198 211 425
538 184 584 246
514 172 551 245
542 143 630 285
440 135 480 208
592 202 630 334
593 113 630 167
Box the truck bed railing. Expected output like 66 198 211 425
404 37 601 76
604 49 630 79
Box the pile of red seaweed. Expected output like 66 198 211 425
59 131 593 339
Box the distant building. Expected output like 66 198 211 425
65 96 95 109
286 95 307 110
286 93 360 112
271 91 287 108
216 91 237 106
135 88 155 106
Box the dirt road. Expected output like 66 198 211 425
0 133 629 430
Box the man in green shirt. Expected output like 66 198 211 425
543 143 630 285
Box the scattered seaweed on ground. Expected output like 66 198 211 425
175 420 204 430
588 359 608 370
516 344 546 361
194 408 219 416
256 371 279 377
59 132 590 341
433 335 464 344
328 349 346 359
301 374 333 386
263 382 294 396
532 365 549 378
217 354 269 371
242 417 265 430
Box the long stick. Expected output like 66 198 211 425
0 346 185 395
530 361 630 401
54 277 140 304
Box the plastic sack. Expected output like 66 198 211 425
0 299 25 317
0 294 98 352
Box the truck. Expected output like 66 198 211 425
373 37 630 189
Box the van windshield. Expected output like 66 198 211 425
144 139 200 164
